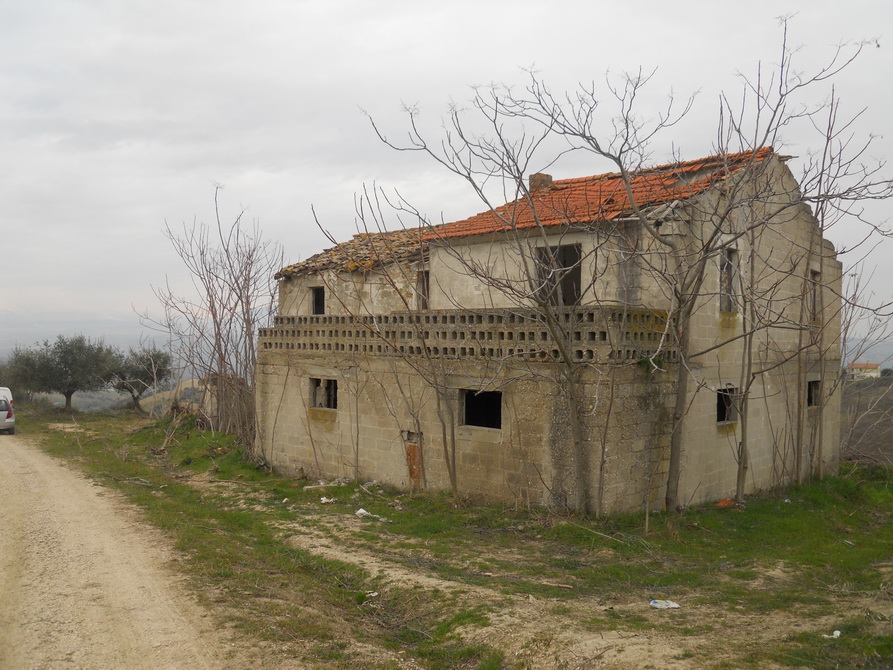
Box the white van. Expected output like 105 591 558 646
0 388 14 435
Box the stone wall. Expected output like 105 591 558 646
257 306 677 513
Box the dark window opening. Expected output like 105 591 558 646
537 244 582 306
807 380 821 407
462 389 502 429
717 387 738 423
720 248 738 313
417 270 430 310
310 377 337 409
311 287 325 315
809 270 821 321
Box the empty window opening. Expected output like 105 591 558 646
720 248 738 313
537 244 582 306
807 380 821 407
311 287 325 315
716 387 738 423
809 270 821 320
310 378 337 409
416 270 430 310
462 389 502 429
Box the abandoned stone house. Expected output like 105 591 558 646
256 147 842 513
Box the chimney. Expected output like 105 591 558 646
529 172 553 191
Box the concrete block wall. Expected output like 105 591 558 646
256 344 680 512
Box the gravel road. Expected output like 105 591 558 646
0 434 244 669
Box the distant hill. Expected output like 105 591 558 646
36 389 133 413
140 379 208 417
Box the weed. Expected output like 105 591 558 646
770 618 893 669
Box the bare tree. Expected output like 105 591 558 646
363 20 892 512
256 21 891 515
307 208 463 498
148 187 283 445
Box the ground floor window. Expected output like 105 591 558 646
716 387 738 423
461 389 502 429
310 378 337 409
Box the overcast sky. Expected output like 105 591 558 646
1 1 891 359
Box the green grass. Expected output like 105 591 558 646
20 408 502 669
770 618 893 669
16 404 893 669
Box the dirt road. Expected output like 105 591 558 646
0 434 245 670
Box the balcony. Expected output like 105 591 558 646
259 306 675 365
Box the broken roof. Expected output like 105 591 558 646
276 147 774 278
275 228 427 279
428 147 774 240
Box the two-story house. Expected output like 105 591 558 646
256 147 841 513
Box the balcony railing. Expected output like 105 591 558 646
259 306 676 365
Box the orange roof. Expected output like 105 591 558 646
848 362 880 369
426 147 774 241
275 148 776 278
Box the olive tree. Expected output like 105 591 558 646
8 336 118 411
110 345 173 410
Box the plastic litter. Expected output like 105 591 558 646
320 496 337 504
355 508 387 521
650 599 681 609
822 630 841 639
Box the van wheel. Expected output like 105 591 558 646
8 427 14 435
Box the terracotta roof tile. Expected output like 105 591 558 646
275 228 427 279
276 147 773 277
426 147 773 240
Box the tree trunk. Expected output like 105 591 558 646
563 370 589 514
665 318 692 512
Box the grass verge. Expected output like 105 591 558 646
16 406 893 669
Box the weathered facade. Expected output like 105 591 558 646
257 148 842 513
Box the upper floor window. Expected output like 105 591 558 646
311 287 325 315
416 270 430 311
720 248 738 313
536 244 582 307
809 270 821 321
